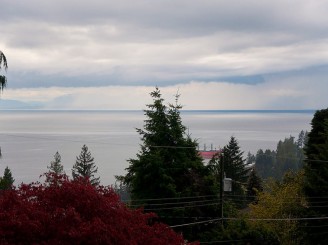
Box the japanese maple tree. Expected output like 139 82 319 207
0 174 196 244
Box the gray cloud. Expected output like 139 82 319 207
3 1 328 35
1 0 328 109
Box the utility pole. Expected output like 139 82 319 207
219 153 224 226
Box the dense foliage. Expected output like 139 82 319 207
200 219 279 245
255 133 306 181
254 149 276 179
303 108 328 244
246 168 263 199
249 171 306 245
275 136 304 179
0 174 192 245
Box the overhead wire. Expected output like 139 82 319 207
168 216 328 229
128 198 221 208
200 239 252 244
126 193 328 204
142 201 220 211
126 194 219 202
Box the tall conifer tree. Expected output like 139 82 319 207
48 151 64 175
124 88 207 201
0 51 8 159
72 145 100 186
254 149 276 179
222 136 250 195
274 136 302 180
246 168 263 199
0 166 14 190
0 50 8 92
121 87 215 240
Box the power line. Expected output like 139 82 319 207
200 239 252 244
142 201 219 211
129 198 220 208
125 193 328 204
169 216 328 229
169 218 222 228
126 194 218 202
130 199 326 211
232 217 328 221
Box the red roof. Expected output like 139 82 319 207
198 150 221 159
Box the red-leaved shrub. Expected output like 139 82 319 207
0 174 195 244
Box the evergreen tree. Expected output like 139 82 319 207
113 177 131 203
274 136 301 180
72 145 100 186
48 151 64 175
0 50 8 159
246 151 255 165
296 130 307 168
246 168 263 200
255 133 306 181
46 151 65 184
0 50 8 92
0 166 14 190
303 108 328 244
121 87 216 241
208 137 250 208
207 153 221 191
297 130 306 149
254 149 275 179
222 136 250 196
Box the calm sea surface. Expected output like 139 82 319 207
0 110 314 186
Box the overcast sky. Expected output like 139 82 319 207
1 0 328 110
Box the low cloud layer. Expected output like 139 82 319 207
2 75 327 110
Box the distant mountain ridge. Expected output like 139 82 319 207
0 99 43 109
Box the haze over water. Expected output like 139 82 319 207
0 110 313 186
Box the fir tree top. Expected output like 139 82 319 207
72 145 100 186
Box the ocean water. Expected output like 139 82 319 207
0 110 314 186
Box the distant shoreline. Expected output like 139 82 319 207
0 109 317 114
181 109 316 114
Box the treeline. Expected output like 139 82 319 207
115 88 328 244
250 130 307 181
0 144 100 191
1 87 328 244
